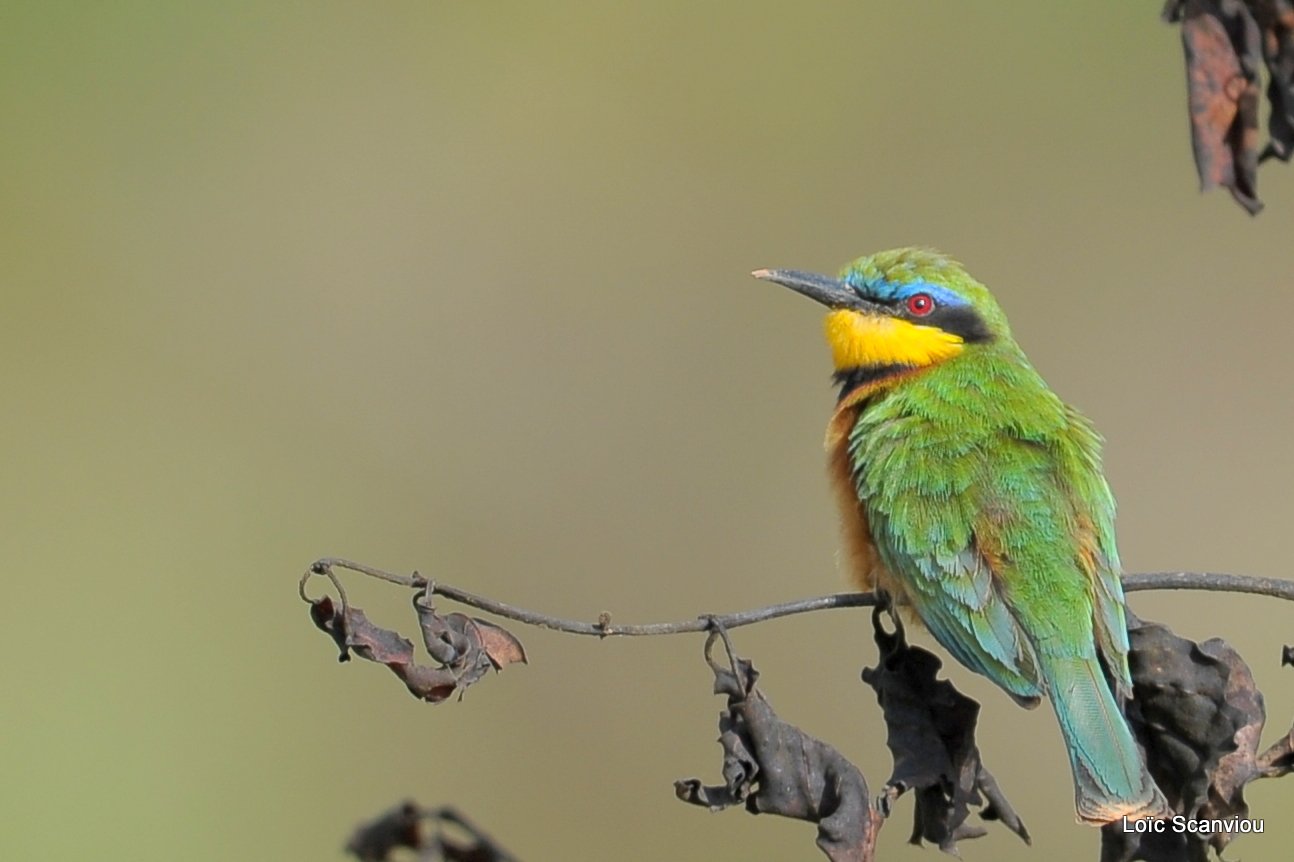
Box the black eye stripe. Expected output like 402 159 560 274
926 305 994 343
853 287 991 343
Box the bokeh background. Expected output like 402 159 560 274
4 3 1293 860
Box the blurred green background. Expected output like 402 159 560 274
4 2 1293 860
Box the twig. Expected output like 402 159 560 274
1123 571 1294 601
305 558 1294 638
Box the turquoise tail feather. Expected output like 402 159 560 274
1040 651 1166 823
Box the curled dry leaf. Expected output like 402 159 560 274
1257 723 1294 778
862 607 1030 853
1169 0 1263 212
309 596 415 666
307 593 526 704
415 597 528 689
1257 654 1294 778
1164 0 1294 212
1253 0 1294 162
675 631 881 862
345 800 423 862
1101 618 1284 862
345 800 520 862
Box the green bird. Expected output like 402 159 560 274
754 248 1165 824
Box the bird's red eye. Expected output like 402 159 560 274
906 293 935 316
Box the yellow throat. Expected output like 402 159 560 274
824 308 965 371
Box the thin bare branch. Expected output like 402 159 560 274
305 559 1293 640
1123 571 1294 601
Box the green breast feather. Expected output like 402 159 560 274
847 344 1131 700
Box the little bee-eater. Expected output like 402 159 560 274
755 248 1166 824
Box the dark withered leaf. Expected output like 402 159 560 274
346 800 423 862
468 617 529 670
1258 725 1294 776
862 608 1029 853
1194 639 1264 853
309 596 415 665
1164 0 1294 210
416 606 494 689
1257 657 1294 779
418 607 474 666
1126 621 1244 808
415 600 527 689
309 593 525 703
430 806 521 862
309 595 353 661
393 662 462 704
675 632 881 862
1176 628 1294 847
345 801 520 862
1253 0 1294 161
1164 0 1264 212
1100 619 1264 862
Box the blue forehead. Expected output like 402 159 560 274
843 275 969 308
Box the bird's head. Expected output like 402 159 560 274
754 248 1009 379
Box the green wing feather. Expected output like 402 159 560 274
846 346 1158 820
846 348 1131 700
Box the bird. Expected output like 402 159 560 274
753 248 1165 825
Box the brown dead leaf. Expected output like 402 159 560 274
862 607 1030 853
415 599 527 689
1257 725 1294 777
1101 619 1271 862
1195 638 1264 854
468 617 528 670
345 800 423 862
345 801 520 862
309 596 415 666
1172 0 1263 212
1164 0 1294 211
1253 0 1294 161
675 631 881 862
1258 646 1294 778
308 592 526 704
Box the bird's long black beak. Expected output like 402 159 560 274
751 268 883 314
